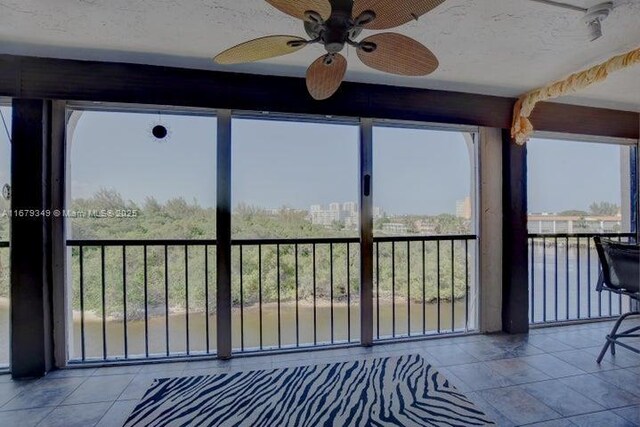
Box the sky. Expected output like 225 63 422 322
69 111 474 216
527 138 624 213
0 108 627 217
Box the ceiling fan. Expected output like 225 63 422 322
214 0 445 100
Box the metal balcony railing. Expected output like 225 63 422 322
528 232 636 325
373 235 476 341
231 237 359 352
67 239 218 362
66 234 477 363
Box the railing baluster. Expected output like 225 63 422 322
101 246 107 360
554 237 558 322
258 245 263 350
313 243 317 346
407 241 411 336
165 245 169 356
565 237 569 320
277 244 281 348
619 290 623 315
144 245 149 358
330 243 334 344
392 241 396 338
422 240 426 335
437 240 441 334
617 236 623 315
79 246 85 361
204 245 210 354
587 238 592 318
577 237 581 319
346 243 351 343
598 247 603 317
451 240 455 333
531 238 535 323
542 236 547 322
294 244 299 347
465 239 469 332
608 255 613 315
185 245 189 355
122 246 128 358
240 245 244 351
376 242 380 340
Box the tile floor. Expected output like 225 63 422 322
1 319 639 426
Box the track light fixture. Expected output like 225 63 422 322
583 2 613 42
528 0 614 42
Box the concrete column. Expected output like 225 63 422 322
10 99 55 378
477 128 503 333
502 130 529 334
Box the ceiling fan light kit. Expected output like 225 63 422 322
214 0 445 100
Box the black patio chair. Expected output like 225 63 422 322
594 236 640 364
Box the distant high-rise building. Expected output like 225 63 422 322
308 201 382 228
456 197 472 220
373 206 384 219
343 202 357 213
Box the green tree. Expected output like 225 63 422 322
559 210 588 217
589 201 619 216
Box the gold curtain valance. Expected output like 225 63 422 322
511 47 640 145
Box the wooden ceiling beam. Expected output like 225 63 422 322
0 54 637 139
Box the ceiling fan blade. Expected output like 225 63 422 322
357 33 439 76
353 0 447 30
265 0 332 22
306 54 347 100
214 35 307 65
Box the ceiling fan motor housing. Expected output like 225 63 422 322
320 0 355 53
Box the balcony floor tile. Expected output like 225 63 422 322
2 320 640 426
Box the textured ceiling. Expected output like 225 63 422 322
0 0 638 111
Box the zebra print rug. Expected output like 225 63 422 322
124 354 494 426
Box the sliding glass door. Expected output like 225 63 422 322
372 125 477 339
66 107 217 361
62 106 479 364
231 116 360 351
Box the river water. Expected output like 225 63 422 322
66 299 469 360
0 299 467 364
